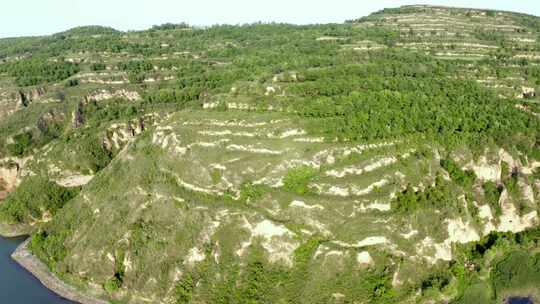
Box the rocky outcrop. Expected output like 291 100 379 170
18 87 47 107
37 110 66 135
72 101 86 128
516 86 536 99
0 87 48 120
0 161 21 200
102 113 158 151
0 156 34 204
87 89 141 102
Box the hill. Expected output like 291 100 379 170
0 5 539 303
54 26 121 38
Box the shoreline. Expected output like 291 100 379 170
11 238 109 304
0 222 33 238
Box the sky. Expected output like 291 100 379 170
1 0 540 38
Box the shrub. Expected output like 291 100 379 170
90 62 106 71
29 230 70 270
175 273 194 304
128 71 145 84
239 182 267 203
440 159 476 188
7 132 33 156
283 166 316 195
420 270 452 291
65 78 79 87
482 181 502 216
104 277 122 293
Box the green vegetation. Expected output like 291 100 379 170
483 181 503 216
283 166 317 195
452 227 540 302
90 62 106 71
55 25 120 37
293 57 538 150
62 131 112 173
174 273 194 303
0 176 79 224
391 175 458 214
6 131 33 156
0 58 79 86
30 229 70 270
239 182 268 203
80 98 141 126
491 251 540 295
441 159 476 188
0 4 539 304
104 276 122 293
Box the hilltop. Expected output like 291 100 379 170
0 5 539 303
54 26 121 38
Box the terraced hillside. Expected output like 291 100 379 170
0 5 540 304
355 5 540 103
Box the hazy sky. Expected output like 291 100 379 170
2 0 539 38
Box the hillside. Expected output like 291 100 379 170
0 5 539 304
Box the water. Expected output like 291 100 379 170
0 236 75 304
508 297 534 304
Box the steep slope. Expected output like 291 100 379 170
29 110 540 303
0 4 539 304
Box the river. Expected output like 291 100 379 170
0 236 74 304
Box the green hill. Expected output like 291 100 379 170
0 5 539 303
54 26 121 37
